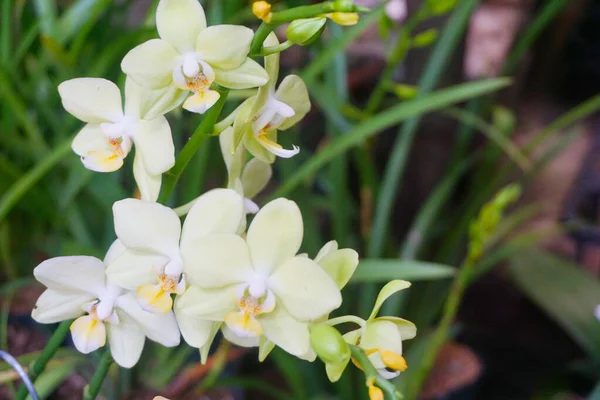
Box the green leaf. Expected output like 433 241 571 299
509 249 600 359
351 259 455 283
27 363 78 400
272 78 511 198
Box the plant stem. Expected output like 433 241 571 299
83 350 113 400
157 87 230 205
16 320 72 400
411 255 476 395
363 4 429 116
349 345 401 400
249 2 368 55
260 40 293 56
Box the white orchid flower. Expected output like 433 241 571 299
324 281 416 382
219 126 272 217
31 241 180 368
106 189 245 318
121 0 269 114
232 33 310 163
176 198 342 358
59 77 181 201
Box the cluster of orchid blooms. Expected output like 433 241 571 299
31 0 417 393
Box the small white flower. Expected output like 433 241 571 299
233 34 310 163
106 189 245 318
121 0 268 114
176 198 342 358
31 242 180 367
59 77 180 201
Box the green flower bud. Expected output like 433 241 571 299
287 17 327 46
310 325 351 365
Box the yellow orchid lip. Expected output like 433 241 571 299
136 273 185 314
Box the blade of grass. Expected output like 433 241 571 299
351 259 455 283
272 78 511 197
367 0 479 260
443 107 531 171
1 0 11 63
33 0 57 39
0 137 72 223
502 0 570 74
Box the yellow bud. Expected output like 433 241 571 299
253 1 272 22
325 12 359 26
380 350 408 371
366 378 384 400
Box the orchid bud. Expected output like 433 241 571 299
310 325 350 365
287 17 327 46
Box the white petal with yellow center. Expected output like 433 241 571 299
70 315 107 354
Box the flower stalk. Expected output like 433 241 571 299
158 86 230 204
349 345 402 400
83 350 113 400
249 2 369 55
15 320 72 400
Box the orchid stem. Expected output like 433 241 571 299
15 320 72 400
158 86 230 205
83 350 113 400
249 2 369 55
349 345 402 400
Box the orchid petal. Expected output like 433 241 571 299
243 128 276 164
133 151 162 202
195 25 253 70
33 256 106 295
71 124 111 157
318 249 359 290
213 58 269 90
275 75 311 131
117 293 180 347
58 78 123 123
70 315 106 354
106 250 164 291
121 39 179 89
157 0 206 53
181 234 251 288
261 305 310 357
124 77 186 120
269 256 342 321
113 199 181 256
180 188 245 248
31 290 91 323
182 90 220 114
175 285 238 321
314 240 338 263
174 298 217 348
134 116 175 175
246 198 303 275
107 311 145 368
241 158 272 199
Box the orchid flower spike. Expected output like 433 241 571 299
176 198 342 359
121 0 268 114
106 189 245 318
220 126 272 218
58 77 181 201
232 33 310 163
31 241 180 367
